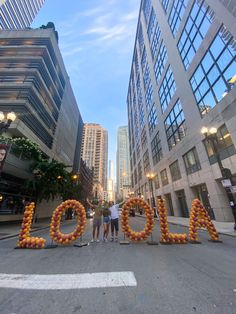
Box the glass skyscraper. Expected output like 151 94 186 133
0 0 45 29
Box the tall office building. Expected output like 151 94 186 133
81 123 108 198
127 0 236 222
0 0 45 29
116 126 131 199
107 160 115 201
0 28 83 218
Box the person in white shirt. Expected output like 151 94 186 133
108 200 124 242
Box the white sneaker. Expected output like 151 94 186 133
96 239 100 243
104 238 108 242
115 237 118 242
91 239 94 243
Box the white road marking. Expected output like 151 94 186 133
0 272 137 290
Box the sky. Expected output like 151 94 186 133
32 0 140 173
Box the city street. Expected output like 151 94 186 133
0 216 236 314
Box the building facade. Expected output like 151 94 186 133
81 123 108 199
116 126 131 200
127 0 236 222
107 160 115 201
0 28 84 220
0 0 45 29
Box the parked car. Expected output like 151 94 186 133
86 209 94 219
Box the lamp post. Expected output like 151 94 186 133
201 126 236 229
146 172 157 217
0 111 16 135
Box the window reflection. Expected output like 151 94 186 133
190 25 236 116
164 99 186 150
178 0 214 69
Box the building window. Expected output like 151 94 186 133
143 64 150 90
145 83 153 111
141 48 147 72
162 0 170 13
154 40 168 84
151 131 162 165
137 141 141 160
165 99 186 150
159 65 176 113
138 161 142 181
150 21 161 59
141 127 148 149
147 8 156 41
160 168 169 186
183 147 201 174
143 0 152 24
134 168 138 185
203 124 236 165
190 25 236 116
138 24 144 55
139 106 145 129
143 150 150 174
134 48 140 77
168 0 189 37
178 0 214 69
169 160 182 181
154 174 160 189
148 105 158 134
133 151 136 167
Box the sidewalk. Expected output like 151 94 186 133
137 214 236 237
0 219 73 240
167 216 236 237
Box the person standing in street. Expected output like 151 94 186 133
109 200 124 242
87 199 103 243
102 206 111 242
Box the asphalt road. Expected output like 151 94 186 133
0 216 236 314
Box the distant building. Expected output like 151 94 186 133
107 160 115 201
116 126 131 199
0 0 45 29
127 0 236 222
81 123 108 199
79 158 93 205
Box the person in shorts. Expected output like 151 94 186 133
109 200 125 242
87 199 103 243
102 207 111 242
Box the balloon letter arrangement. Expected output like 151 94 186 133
50 200 86 245
17 202 46 249
17 200 86 249
121 197 154 242
16 198 221 249
157 197 188 244
189 199 220 243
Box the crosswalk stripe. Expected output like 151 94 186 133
0 272 137 290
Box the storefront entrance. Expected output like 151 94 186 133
175 190 189 218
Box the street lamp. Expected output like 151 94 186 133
201 126 236 228
146 172 157 217
0 111 16 135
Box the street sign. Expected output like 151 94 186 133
221 179 232 187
